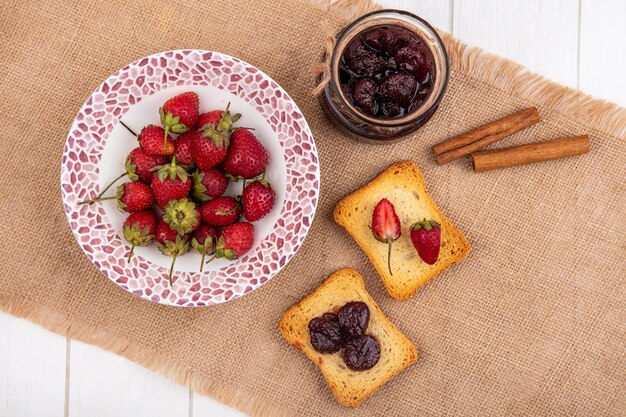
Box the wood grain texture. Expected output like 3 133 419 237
453 0 579 87
0 313 66 417
193 394 249 417
580 0 626 105
378 0 452 32
67 341 189 417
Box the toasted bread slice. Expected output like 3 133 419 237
334 161 470 300
278 268 417 408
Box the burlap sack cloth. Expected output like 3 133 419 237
1 0 624 415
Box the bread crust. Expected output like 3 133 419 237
278 268 418 407
334 161 471 300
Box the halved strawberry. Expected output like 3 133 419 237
371 198 401 275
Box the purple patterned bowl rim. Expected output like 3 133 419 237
60 49 320 307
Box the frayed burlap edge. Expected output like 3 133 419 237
312 0 626 139
3 1 625 417
0 295 292 417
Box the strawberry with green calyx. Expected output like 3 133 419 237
242 178 275 222
123 210 157 261
222 128 269 179
151 156 192 209
138 125 175 156
80 181 154 213
191 168 229 203
371 198 401 276
191 224 217 272
83 148 166 203
160 92 199 150
193 104 240 170
200 196 242 227
209 222 254 262
410 219 441 265
200 103 240 139
155 219 190 286
163 198 200 234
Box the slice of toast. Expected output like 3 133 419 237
334 160 470 300
278 268 417 408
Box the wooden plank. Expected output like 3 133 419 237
579 0 626 105
67 341 189 417
192 394 248 417
378 0 452 32
453 0 579 88
0 312 66 417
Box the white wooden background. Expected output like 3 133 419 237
1 1 625 416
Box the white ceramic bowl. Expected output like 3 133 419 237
61 50 319 306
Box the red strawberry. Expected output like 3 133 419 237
410 219 441 265
80 147 166 204
126 148 168 183
198 103 240 134
80 181 155 213
122 210 157 261
200 196 241 227
242 179 275 221
163 198 200 234
151 157 192 209
191 168 229 203
192 105 240 170
160 92 199 150
138 125 175 156
155 219 190 285
222 128 269 179
214 222 255 260
191 224 217 272
371 198 401 275
174 130 199 166
193 134 228 170
196 110 222 129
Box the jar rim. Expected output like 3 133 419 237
327 9 450 127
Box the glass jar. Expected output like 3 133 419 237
320 10 449 141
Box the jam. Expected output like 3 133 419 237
342 335 381 371
337 301 370 338
308 301 380 371
340 25 435 119
308 312 343 353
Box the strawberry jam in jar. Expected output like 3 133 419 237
321 10 449 140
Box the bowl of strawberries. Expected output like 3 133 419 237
61 50 319 307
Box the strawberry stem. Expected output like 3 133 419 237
205 254 217 264
79 195 116 205
163 126 170 151
89 172 127 203
242 179 246 195
119 120 137 136
387 241 393 276
168 254 177 286
127 244 135 262
199 251 206 273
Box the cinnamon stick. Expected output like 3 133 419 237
433 107 540 165
471 135 590 172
